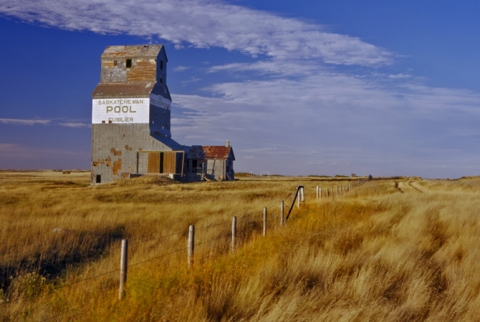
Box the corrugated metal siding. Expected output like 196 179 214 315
202 146 234 159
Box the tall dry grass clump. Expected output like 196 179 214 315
2 172 480 321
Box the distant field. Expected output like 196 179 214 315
1 172 480 321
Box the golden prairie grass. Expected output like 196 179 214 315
2 173 480 321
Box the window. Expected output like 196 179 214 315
160 60 163 70
96 175 101 183
126 59 132 68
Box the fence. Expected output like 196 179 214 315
1 180 366 319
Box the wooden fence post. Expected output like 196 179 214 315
320 187 322 199
316 186 319 200
188 225 195 269
301 187 305 203
119 239 128 300
297 187 300 208
280 201 285 226
263 207 267 237
231 216 236 254
326 188 329 198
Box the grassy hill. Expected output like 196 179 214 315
1 172 480 321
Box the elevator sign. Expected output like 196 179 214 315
92 98 150 124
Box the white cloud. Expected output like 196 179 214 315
2 0 479 177
0 118 50 125
388 73 412 79
181 77 202 86
209 59 325 77
58 122 91 128
0 0 393 66
174 66 190 72
170 64 480 177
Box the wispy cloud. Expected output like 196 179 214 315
174 66 190 72
0 118 50 125
171 64 480 177
181 77 202 86
209 60 325 77
2 0 480 177
388 73 412 79
58 122 91 128
0 0 393 66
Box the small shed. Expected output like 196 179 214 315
199 142 235 181
184 142 235 181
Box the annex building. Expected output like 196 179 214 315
91 45 234 184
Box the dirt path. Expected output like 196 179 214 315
397 181 424 194
408 181 424 193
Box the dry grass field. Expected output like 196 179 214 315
1 171 480 321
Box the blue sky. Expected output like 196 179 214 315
1 0 479 178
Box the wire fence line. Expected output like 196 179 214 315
128 247 186 269
196 220 232 231
1 181 367 320
130 231 184 246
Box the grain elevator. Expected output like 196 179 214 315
91 45 235 184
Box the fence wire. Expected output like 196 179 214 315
130 231 184 245
128 247 186 268
2 183 338 314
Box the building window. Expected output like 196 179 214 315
160 77 163 84
126 59 132 68
96 175 101 183
160 60 163 70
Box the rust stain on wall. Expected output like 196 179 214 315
113 159 122 175
110 148 122 156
